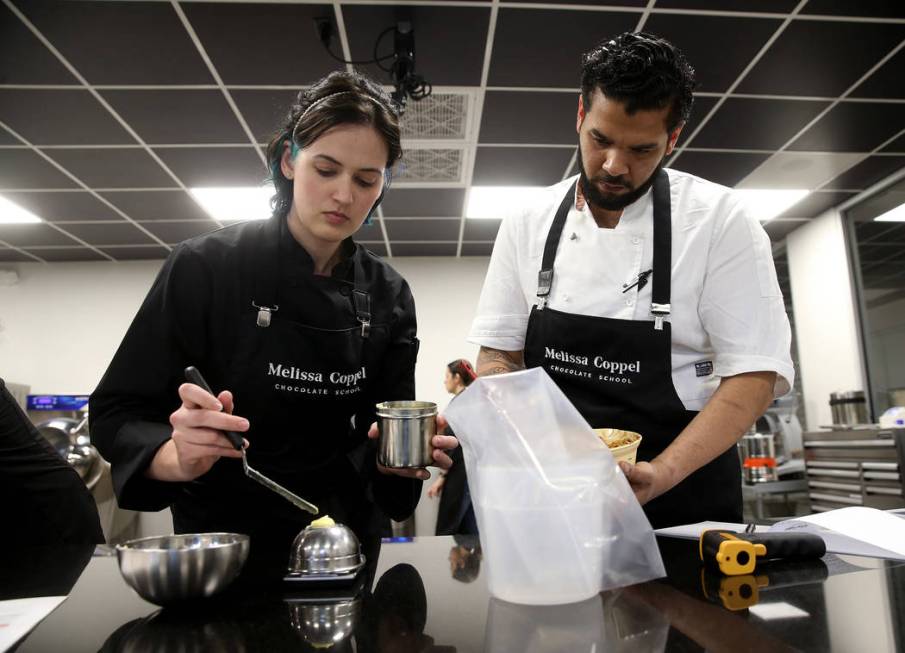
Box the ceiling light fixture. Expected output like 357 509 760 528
732 189 810 223
873 203 905 222
0 196 43 224
466 186 548 220
189 186 273 222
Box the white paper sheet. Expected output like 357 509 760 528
655 507 905 561
0 597 66 652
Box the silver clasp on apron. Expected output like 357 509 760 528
252 301 279 328
650 303 670 331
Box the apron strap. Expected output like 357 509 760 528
252 215 282 328
650 169 672 331
536 185 577 309
352 289 371 339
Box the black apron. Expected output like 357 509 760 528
523 170 741 529
174 216 391 547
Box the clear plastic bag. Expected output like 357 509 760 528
444 368 665 605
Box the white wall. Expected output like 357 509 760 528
786 209 866 431
0 255 490 536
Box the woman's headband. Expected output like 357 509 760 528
292 91 389 141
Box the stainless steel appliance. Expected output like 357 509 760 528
739 432 778 484
803 426 905 512
829 391 870 426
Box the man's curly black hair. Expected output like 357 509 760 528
580 32 696 133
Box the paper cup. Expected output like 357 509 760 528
593 428 642 465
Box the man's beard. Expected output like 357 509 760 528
577 143 665 212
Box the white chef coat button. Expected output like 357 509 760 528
626 298 634 306
632 237 640 245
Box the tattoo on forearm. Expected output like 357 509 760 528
477 347 525 377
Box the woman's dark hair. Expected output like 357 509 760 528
447 359 476 386
580 32 696 133
265 70 403 219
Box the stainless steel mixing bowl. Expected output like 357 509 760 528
116 533 249 605
288 522 364 576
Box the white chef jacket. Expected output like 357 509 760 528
468 169 795 411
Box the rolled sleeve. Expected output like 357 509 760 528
467 213 532 351
700 201 795 398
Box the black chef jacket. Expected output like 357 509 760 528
90 214 422 549
0 378 104 544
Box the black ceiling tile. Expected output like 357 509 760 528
140 221 220 245
689 98 830 150
381 189 465 218
61 222 156 247
851 49 905 99
1 191 123 222
776 191 856 219
488 9 637 87
0 150 77 189
668 151 771 187
100 90 248 145
181 3 336 85
231 90 302 143
855 222 905 242
100 246 170 261
802 0 905 18
464 219 502 241
0 7 77 84
0 248 34 262
18 0 213 85
527 0 642 5
390 243 457 257
153 147 267 187
473 147 575 186
48 148 175 189
644 14 782 93
655 0 798 9
789 103 905 153
0 90 134 146
361 242 388 257
0 132 18 145
384 219 460 242
344 6 490 86
737 21 905 96
681 96 718 142
823 156 905 190
461 242 495 256
763 220 808 241
101 190 211 222
24 247 107 262
480 92 577 144
0 223 80 247
881 133 905 153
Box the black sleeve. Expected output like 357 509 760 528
0 379 104 543
89 244 212 511
361 279 422 521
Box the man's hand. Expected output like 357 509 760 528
618 459 674 505
476 346 525 377
368 415 458 481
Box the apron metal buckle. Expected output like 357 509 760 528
252 301 279 328
359 319 371 338
651 303 671 331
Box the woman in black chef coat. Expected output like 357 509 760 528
89 70 456 552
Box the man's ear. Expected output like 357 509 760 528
576 94 585 134
666 122 684 156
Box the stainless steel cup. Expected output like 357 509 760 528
376 401 437 468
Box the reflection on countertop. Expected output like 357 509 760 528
7 534 905 652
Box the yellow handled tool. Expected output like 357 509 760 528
699 530 825 576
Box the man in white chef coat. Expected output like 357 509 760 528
468 32 794 527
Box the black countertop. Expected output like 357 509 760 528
7 534 905 652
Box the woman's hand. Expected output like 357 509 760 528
427 474 446 499
368 414 458 481
145 383 250 482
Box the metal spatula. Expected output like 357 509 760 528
184 366 319 515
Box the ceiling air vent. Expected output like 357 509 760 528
399 92 469 140
395 149 463 184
